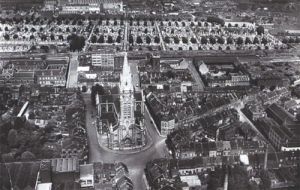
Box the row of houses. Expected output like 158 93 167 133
0 58 68 87
170 140 265 159
0 158 133 190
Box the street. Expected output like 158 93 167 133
66 52 79 88
83 94 168 190
129 60 141 91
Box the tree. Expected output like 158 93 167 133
69 34 85 52
40 45 49 53
288 37 295 43
191 37 197 44
282 38 288 44
21 151 36 161
173 37 179 44
166 70 175 78
154 36 160 43
217 37 225 44
77 20 83 25
13 34 18 39
182 37 188 44
91 84 105 106
146 36 151 44
8 129 18 148
237 37 244 45
259 170 271 190
82 86 87 92
256 25 265 35
164 36 170 44
136 36 143 44
30 45 37 51
228 166 250 190
253 37 259 44
201 37 208 44
41 35 47 41
129 35 134 44
4 34 9 41
245 37 252 44
91 35 97 43
261 37 268 45
50 34 55 41
209 36 216 44
98 35 104 43
116 35 122 43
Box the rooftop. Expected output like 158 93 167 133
50 158 79 173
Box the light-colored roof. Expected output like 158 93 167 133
180 175 201 187
80 164 94 178
51 158 79 173
37 183 52 190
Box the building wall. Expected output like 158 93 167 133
92 54 114 70
160 119 175 137
37 75 66 86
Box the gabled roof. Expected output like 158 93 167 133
50 158 79 173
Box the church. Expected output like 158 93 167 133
96 52 145 150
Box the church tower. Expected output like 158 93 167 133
119 52 135 140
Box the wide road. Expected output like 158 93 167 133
83 94 169 190
129 60 140 91
66 52 79 88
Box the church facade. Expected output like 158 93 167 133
96 53 145 150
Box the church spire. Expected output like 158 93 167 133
120 52 133 91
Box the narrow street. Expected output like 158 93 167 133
83 94 168 190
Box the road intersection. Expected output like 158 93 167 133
83 94 169 190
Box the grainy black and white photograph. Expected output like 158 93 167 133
0 0 300 190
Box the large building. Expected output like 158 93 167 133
0 0 44 9
92 53 115 70
59 0 123 13
35 69 67 86
266 103 300 151
97 53 145 150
